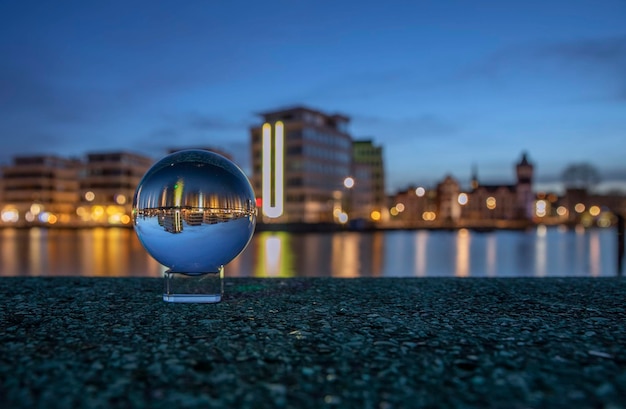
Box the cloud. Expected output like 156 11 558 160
351 113 459 142
186 113 252 132
599 167 626 183
0 64 87 125
132 111 254 157
460 35 626 101
536 36 626 68
0 131 72 164
292 69 415 104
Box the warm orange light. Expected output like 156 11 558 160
390 207 399 216
556 206 567 217
115 194 127 205
589 205 601 217
574 203 585 213
395 203 405 212
30 203 42 215
92 206 105 220
370 210 381 221
121 215 131 224
85 191 95 202
422 211 436 221
486 197 496 210
48 214 58 224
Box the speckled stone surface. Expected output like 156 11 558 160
1 277 625 408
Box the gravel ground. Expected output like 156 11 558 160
0 277 625 409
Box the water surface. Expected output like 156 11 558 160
0 226 619 278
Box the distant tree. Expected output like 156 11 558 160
561 163 601 191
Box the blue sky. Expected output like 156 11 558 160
1 0 625 193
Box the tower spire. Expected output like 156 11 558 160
471 163 479 190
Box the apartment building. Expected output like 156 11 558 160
0 155 80 226
352 139 386 222
78 151 153 225
250 106 353 223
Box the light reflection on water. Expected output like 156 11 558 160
0 227 620 277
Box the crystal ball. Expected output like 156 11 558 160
132 150 256 273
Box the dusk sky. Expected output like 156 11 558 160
1 0 625 193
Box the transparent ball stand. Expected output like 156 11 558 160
132 150 256 303
163 267 224 303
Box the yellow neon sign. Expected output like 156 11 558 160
262 121 284 218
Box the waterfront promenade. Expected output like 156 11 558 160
1 277 625 408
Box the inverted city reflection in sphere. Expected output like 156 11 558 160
132 150 256 273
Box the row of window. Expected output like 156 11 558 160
13 157 76 168
284 193 333 203
300 145 350 162
87 154 151 167
288 160 349 175
4 185 75 191
354 158 383 166
285 175 349 190
80 183 136 189
87 169 139 177
302 129 351 149
3 172 72 179
253 129 351 150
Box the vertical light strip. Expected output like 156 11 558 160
261 122 284 218
261 123 272 215
273 121 284 216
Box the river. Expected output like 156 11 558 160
0 226 620 278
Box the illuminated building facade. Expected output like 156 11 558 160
250 106 353 223
515 152 534 219
0 155 80 226
78 151 153 225
437 175 462 222
465 152 534 221
388 153 536 226
389 186 436 225
352 140 386 222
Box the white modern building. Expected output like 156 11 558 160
250 106 353 224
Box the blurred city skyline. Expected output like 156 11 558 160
1 0 625 193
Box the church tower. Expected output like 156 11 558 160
515 152 534 219
470 164 479 190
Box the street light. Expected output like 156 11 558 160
457 193 468 205
343 177 355 189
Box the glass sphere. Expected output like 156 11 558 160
132 150 256 274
